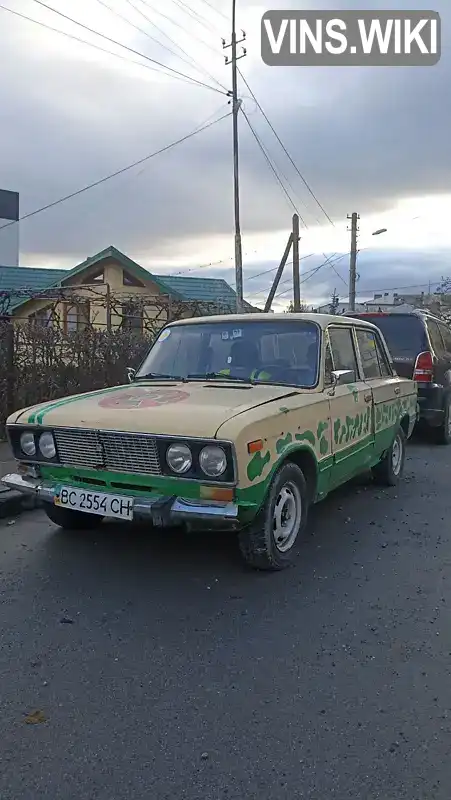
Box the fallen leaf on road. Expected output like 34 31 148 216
24 710 47 724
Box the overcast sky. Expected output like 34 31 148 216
0 0 450 310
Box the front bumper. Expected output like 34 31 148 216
1 473 241 529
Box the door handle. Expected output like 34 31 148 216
394 386 400 395
364 392 372 403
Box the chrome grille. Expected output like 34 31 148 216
54 428 161 475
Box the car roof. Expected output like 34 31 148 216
165 312 380 331
347 309 449 326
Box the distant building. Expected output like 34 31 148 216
0 189 19 267
0 245 260 328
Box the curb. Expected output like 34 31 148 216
0 487 42 519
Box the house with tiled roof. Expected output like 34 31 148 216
0 246 258 329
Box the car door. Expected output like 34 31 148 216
426 318 447 386
354 326 406 457
326 325 374 489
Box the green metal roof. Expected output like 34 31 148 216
0 266 67 310
0 246 251 313
160 275 236 307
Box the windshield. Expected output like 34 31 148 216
136 320 321 388
356 314 427 358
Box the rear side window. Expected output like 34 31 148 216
439 323 451 352
355 329 390 379
353 315 427 358
427 320 445 357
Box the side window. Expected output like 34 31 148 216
328 327 359 378
438 323 451 353
324 341 334 385
374 333 391 377
427 320 444 356
356 328 385 379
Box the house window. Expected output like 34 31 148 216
82 270 104 284
123 269 145 287
121 301 143 331
29 307 53 328
65 302 90 333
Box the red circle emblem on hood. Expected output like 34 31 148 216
98 388 190 408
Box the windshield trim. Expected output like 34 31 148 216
135 319 323 390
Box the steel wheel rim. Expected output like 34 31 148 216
391 434 403 475
273 480 302 553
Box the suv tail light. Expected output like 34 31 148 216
413 351 433 382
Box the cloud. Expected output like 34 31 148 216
0 0 450 309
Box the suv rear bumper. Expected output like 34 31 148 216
417 384 446 427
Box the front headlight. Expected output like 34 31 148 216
20 432 36 456
199 445 227 477
38 431 56 459
166 443 192 474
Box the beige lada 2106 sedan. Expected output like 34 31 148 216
3 313 418 571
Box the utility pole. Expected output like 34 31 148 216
292 213 300 311
223 0 246 313
347 212 359 312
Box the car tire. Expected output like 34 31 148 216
43 502 104 530
238 462 309 571
434 398 451 445
372 426 406 487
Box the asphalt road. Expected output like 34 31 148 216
1 438 451 800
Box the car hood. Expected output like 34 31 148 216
9 381 303 438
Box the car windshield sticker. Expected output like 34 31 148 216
232 329 242 338
157 329 171 343
221 331 229 340
98 387 189 408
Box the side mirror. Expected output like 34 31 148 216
127 367 136 383
331 369 355 387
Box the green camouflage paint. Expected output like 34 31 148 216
276 432 293 454
247 450 271 482
295 430 316 447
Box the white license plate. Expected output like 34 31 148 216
54 486 134 520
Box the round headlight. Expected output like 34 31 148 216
20 432 36 456
39 432 56 459
166 443 192 474
199 445 227 478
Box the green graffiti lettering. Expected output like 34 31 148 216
320 437 329 455
317 420 328 439
334 418 341 443
247 450 271 482
347 384 359 403
276 432 293 454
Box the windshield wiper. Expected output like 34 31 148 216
186 372 256 384
134 373 187 381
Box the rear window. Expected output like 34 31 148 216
351 315 427 358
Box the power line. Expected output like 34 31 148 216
274 253 350 299
169 0 219 33
0 1 212 88
197 0 229 21
240 108 346 288
27 0 226 94
0 111 231 233
241 108 308 227
238 68 335 227
119 0 227 91
137 0 221 56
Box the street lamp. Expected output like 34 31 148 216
372 228 387 235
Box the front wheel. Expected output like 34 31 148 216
238 462 309 571
43 502 104 530
372 426 406 486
